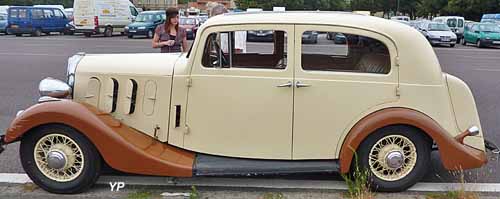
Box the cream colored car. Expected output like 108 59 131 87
0 12 488 193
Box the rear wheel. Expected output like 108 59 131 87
104 27 113 37
32 28 42 37
461 38 467 45
84 32 92 38
20 124 101 194
127 34 133 39
356 125 431 192
476 40 483 48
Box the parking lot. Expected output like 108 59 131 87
0 33 500 185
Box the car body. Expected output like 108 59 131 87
64 8 74 21
73 0 140 37
390 16 409 21
433 16 464 43
247 29 274 42
301 30 318 44
326 32 346 44
462 22 500 48
0 12 487 194
6 6 71 36
197 15 208 24
179 17 199 40
125 11 165 38
420 21 457 47
0 14 7 34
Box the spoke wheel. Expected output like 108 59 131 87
34 134 84 182
368 135 417 182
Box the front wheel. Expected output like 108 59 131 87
147 30 154 38
104 27 113 37
356 125 431 192
20 124 101 194
476 40 483 48
461 38 467 45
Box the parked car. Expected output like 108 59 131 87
433 16 465 43
7 6 72 37
0 14 7 34
462 22 500 48
420 21 457 47
179 17 199 40
390 16 410 21
125 11 165 38
302 30 318 44
247 30 274 42
0 12 487 194
73 0 140 37
326 32 346 44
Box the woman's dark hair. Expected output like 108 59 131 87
164 7 179 34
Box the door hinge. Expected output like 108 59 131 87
396 86 401 97
184 124 190 134
395 56 400 67
186 77 192 87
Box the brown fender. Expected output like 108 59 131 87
3 100 195 177
339 107 487 173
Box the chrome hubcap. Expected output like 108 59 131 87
47 150 66 169
385 151 404 169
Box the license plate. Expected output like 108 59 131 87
11 25 18 29
441 38 450 42
129 30 136 33
493 41 500 44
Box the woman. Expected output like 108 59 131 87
152 7 188 53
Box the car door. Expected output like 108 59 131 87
292 25 399 159
31 8 44 30
53 9 67 31
42 9 55 32
184 24 295 159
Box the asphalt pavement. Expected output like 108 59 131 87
0 33 499 184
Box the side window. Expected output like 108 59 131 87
458 19 464 28
43 9 54 18
301 31 390 74
32 9 44 19
18 9 27 19
54 10 64 18
447 19 457 27
9 9 18 18
202 30 287 69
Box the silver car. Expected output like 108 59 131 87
420 22 457 47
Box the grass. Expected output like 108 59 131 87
426 168 479 199
190 185 200 199
127 190 153 199
21 182 38 192
341 151 375 199
262 192 285 199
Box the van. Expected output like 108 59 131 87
7 6 71 37
433 16 465 43
0 6 9 14
390 16 410 21
481 14 500 25
73 0 139 37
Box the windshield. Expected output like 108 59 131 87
180 18 196 25
447 18 457 27
135 13 163 22
477 24 500 32
429 23 450 31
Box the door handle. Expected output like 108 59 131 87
276 81 293 88
296 81 311 88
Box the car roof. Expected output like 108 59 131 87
140 10 165 14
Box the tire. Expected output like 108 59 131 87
450 44 455 48
461 38 467 46
15 34 22 37
356 125 431 192
146 29 154 38
476 40 483 48
104 27 113 37
127 34 133 39
84 32 92 38
32 28 42 37
20 124 102 194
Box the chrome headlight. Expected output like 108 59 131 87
125 26 129 30
67 52 84 88
39 77 71 98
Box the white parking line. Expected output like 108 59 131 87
1 173 500 193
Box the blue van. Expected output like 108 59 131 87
7 6 71 36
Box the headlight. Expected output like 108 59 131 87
67 52 85 89
125 26 129 30
485 37 491 40
138 26 146 30
39 77 71 98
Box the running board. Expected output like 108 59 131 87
193 154 340 176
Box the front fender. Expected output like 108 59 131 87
4 100 194 177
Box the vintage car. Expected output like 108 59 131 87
0 12 488 194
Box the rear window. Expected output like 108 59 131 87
9 8 18 18
447 18 457 27
458 19 464 27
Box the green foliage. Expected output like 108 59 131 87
189 185 200 199
263 192 285 199
341 151 374 199
128 190 153 199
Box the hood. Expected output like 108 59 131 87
127 22 155 28
76 53 183 77
480 32 500 39
428 31 457 38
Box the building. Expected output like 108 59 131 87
187 0 235 11
132 0 178 11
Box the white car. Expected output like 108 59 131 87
420 22 457 47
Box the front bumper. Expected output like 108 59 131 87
481 39 500 47
0 135 5 154
429 38 457 45
125 29 149 36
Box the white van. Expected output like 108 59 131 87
0 6 9 14
391 16 410 21
73 0 139 37
433 16 465 43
